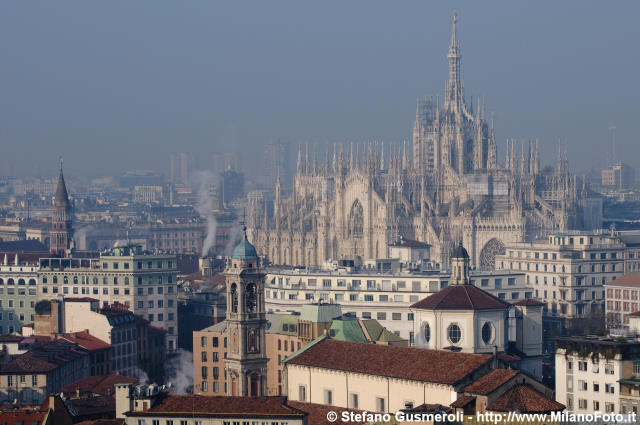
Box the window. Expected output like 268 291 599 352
324 389 333 405
424 323 430 343
201 352 207 362
593 383 599 392
351 393 359 409
213 337 219 347
298 386 306 401
377 312 386 320
448 323 461 344
578 399 587 410
481 322 493 344
213 367 219 379
392 313 402 320
32 375 38 386
605 363 615 374
593 401 600 411
376 397 385 412
201 366 207 379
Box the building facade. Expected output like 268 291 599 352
555 335 640 414
37 245 178 351
605 273 640 331
0 255 38 334
495 232 625 319
265 266 529 341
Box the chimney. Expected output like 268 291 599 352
492 346 499 369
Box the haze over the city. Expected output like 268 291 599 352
1 0 638 178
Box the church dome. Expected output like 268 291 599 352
232 234 259 260
451 241 469 259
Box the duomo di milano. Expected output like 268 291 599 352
247 11 602 269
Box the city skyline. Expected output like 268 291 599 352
1 1 639 178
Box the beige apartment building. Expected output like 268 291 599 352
555 335 640 414
266 266 529 342
605 273 640 330
495 232 626 319
37 244 178 351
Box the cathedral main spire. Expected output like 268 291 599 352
446 10 463 112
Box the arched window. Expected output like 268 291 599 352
18 279 25 286
230 283 238 313
28 279 36 286
448 323 461 344
245 283 257 313
348 200 364 237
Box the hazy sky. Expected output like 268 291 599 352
1 1 639 179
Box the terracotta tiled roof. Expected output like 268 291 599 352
605 273 640 287
59 375 138 397
463 369 519 395
0 339 88 373
411 284 510 310
75 420 125 425
512 299 545 307
285 338 492 385
629 311 640 317
288 401 368 425
409 403 453 414
0 410 47 425
487 385 565 413
60 332 111 351
450 396 476 408
126 395 306 418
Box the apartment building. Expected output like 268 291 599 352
495 232 625 319
37 244 178 351
193 303 406 397
265 266 528 341
0 339 90 405
0 254 38 333
555 335 640 414
605 273 640 330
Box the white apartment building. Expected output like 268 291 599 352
37 244 178 351
265 266 529 342
495 232 626 318
555 335 640 414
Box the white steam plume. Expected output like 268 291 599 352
193 171 218 257
164 348 194 394
224 223 243 255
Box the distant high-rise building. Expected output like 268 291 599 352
602 162 635 189
263 142 291 188
212 152 239 173
219 169 244 206
49 166 73 256
169 153 193 186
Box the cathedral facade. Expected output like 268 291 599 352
247 12 594 270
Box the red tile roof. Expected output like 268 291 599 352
126 395 306 418
629 311 640 317
75 420 125 425
487 385 565 413
605 273 640 288
0 339 88 373
60 332 111 351
463 369 519 395
512 299 545 307
59 375 138 397
286 338 492 385
411 284 510 310
450 396 476 408
0 410 48 425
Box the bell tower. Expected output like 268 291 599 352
50 161 73 257
450 241 470 285
224 226 267 397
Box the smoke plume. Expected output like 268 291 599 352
193 171 218 257
164 348 194 394
224 223 243 255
